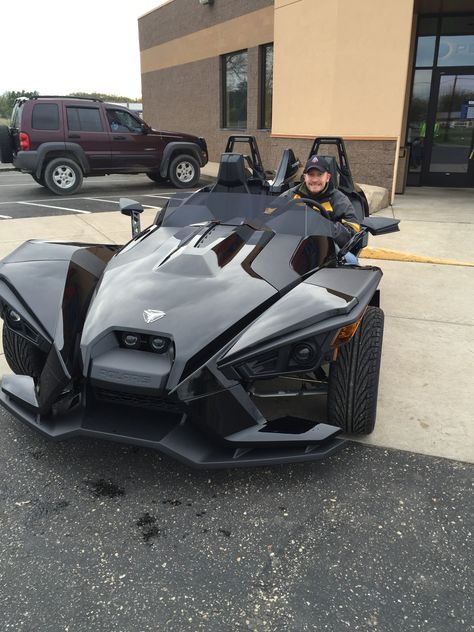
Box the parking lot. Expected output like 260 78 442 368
0 170 196 220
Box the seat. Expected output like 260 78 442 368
211 153 251 193
269 148 301 194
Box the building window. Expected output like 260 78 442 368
406 13 474 184
260 43 273 130
222 50 248 129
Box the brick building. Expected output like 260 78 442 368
139 0 474 197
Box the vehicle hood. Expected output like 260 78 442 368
80 223 291 380
156 130 202 142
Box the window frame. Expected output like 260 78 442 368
259 43 274 130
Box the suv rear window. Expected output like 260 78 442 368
32 103 60 130
67 107 103 132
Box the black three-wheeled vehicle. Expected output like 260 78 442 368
0 137 399 467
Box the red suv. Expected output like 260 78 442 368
0 96 208 195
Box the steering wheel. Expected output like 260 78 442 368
278 196 328 215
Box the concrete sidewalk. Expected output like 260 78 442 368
0 183 473 463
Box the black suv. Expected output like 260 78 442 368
0 96 208 195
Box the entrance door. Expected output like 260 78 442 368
423 69 474 187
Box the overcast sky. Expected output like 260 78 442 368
1 1 169 99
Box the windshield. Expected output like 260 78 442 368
158 192 335 239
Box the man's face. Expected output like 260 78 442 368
303 169 331 194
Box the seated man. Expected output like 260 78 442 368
280 155 360 254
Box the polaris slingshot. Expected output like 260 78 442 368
0 153 399 467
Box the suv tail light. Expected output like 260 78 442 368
19 132 30 151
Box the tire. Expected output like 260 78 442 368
0 125 13 163
44 157 83 195
32 173 46 187
147 171 167 183
168 154 200 188
327 306 384 434
2 324 46 379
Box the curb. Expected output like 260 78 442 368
359 247 474 267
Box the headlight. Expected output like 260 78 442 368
6 309 22 327
117 331 172 355
122 333 140 348
291 342 317 365
149 336 169 353
220 336 327 380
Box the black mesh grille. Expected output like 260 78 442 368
95 388 184 414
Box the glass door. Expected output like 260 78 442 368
424 69 474 186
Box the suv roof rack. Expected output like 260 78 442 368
28 95 104 102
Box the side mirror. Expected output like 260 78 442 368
141 122 150 134
120 197 144 237
360 217 400 235
337 217 400 262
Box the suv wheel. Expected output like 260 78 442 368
0 125 13 163
44 158 83 195
168 154 200 188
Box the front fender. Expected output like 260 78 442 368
160 142 203 178
0 241 119 371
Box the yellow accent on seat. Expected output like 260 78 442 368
321 201 333 212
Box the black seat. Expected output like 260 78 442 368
211 153 251 193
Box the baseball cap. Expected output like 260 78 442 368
303 155 331 173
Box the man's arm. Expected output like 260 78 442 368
331 191 360 247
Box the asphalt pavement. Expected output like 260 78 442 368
0 163 473 631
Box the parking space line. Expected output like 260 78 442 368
143 194 174 200
0 183 37 187
83 197 120 204
16 202 91 214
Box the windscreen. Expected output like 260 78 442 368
158 192 335 239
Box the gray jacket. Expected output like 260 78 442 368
279 182 360 247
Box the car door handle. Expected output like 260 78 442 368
68 134 81 139
113 135 127 140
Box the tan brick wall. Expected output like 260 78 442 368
139 0 274 50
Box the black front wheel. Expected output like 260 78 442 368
168 154 200 189
327 306 384 434
2 325 47 379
